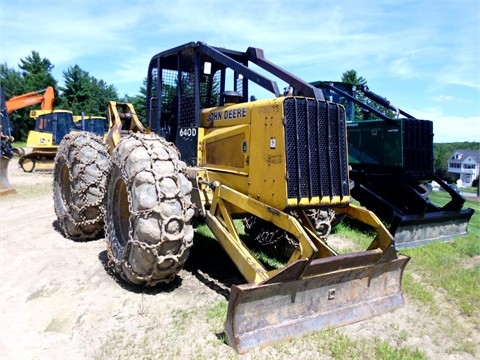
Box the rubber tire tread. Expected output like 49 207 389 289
53 132 111 240
106 133 194 286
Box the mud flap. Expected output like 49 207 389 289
0 156 15 195
225 251 409 354
391 209 474 249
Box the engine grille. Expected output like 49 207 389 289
402 119 434 177
284 98 349 203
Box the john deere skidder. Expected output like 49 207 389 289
310 81 474 248
53 42 409 353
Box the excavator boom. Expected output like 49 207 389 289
5 86 55 113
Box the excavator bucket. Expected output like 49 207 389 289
0 156 15 196
225 251 409 353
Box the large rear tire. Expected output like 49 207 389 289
53 132 111 240
106 133 194 286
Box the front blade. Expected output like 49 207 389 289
392 210 474 249
225 254 409 354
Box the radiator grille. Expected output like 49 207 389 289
402 119 434 176
284 98 349 202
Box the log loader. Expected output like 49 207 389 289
19 108 75 172
53 42 409 353
3 86 75 172
310 81 475 248
73 114 108 136
0 85 57 192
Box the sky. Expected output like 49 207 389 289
1 0 479 143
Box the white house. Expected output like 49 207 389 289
447 149 480 187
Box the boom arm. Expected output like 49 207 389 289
6 86 55 113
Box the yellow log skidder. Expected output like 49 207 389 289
53 42 409 353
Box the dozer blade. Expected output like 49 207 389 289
225 250 409 354
391 209 474 249
0 156 15 196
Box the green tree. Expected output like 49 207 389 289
341 69 367 119
18 51 57 96
341 69 396 120
341 69 366 86
91 78 119 114
123 77 147 126
0 64 23 98
1 52 57 141
0 64 24 141
59 65 91 114
60 65 119 115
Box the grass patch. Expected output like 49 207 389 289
402 243 480 317
172 308 195 334
402 272 435 305
401 196 480 317
331 219 376 250
191 201 479 357
12 141 27 148
281 328 427 360
206 301 227 326
375 341 426 360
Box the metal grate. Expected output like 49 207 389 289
284 98 349 202
402 119 434 176
161 68 177 112
178 48 196 128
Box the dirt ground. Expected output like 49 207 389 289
0 159 479 359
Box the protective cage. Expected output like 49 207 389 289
143 42 409 354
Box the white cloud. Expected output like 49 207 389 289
432 116 480 143
1 0 478 140
388 58 414 78
432 95 454 102
412 107 480 143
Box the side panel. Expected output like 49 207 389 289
346 120 403 167
199 97 351 211
402 119 434 177
26 130 54 148
347 118 434 177
247 98 289 209
203 125 250 174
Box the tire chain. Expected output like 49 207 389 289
243 207 337 258
107 133 194 286
243 214 298 259
54 132 111 240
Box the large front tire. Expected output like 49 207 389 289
53 132 111 240
106 133 194 286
